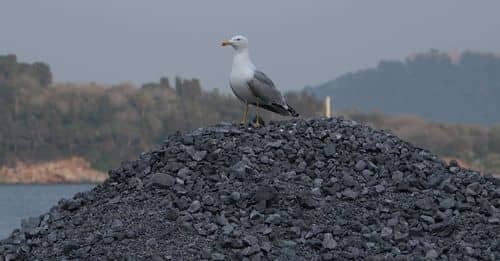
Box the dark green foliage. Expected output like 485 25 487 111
0 55 18 81
141 77 172 89
175 77 202 99
309 50 500 124
0 55 52 87
490 127 500 154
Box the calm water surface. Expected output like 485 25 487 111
0 184 94 239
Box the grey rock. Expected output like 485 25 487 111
249 210 262 220
185 146 207 161
322 233 337 249
381 227 393 238
211 253 225 260
425 249 438 259
394 231 408 241
188 200 201 213
342 188 359 200
279 240 297 248
493 188 500 198
439 198 456 209
387 217 399 227
375 184 385 193
222 224 234 235
342 174 358 187
488 217 500 224
355 160 367 171
415 198 434 210
465 246 474 256
47 231 58 243
420 215 435 224
230 191 241 202
313 178 323 188
261 241 272 253
62 241 79 254
216 214 229 226
243 235 259 246
362 169 374 176
150 173 176 188
165 208 179 221
297 161 307 172
466 182 481 196
177 167 192 178
61 199 81 211
102 237 114 244
241 245 261 256
265 214 282 225
21 216 40 236
151 255 165 261
442 180 458 193
311 187 322 197
110 219 124 230
298 193 318 209
391 171 404 182
202 195 215 206
145 238 158 248
255 185 278 202
4 254 18 261
231 156 254 177
322 253 334 261
323 144 336 157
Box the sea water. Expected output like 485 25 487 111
0 184 94 239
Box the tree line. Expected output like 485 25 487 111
1 54 499 175
0 55 323 170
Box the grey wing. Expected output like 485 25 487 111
247 70 287 106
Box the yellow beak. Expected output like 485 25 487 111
221 40 231 47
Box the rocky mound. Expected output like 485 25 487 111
1 118 499 260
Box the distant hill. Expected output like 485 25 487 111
307 50 500 124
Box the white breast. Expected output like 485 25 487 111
229 49 260 104
230 68 259 104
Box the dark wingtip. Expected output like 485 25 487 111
288 106 299 117
262 103 299 117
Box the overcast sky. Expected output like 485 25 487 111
1 1 499 90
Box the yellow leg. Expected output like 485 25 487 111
254 102 261 128
240 103 249 124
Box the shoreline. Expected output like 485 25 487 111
0 182 101 185
0 157 108 184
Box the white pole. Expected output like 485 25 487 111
325 96 331 118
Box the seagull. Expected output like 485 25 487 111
222 35 298 126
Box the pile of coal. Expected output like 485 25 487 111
1 118 499 260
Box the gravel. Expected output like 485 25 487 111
1 117 499 260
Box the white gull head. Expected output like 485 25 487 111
221 35 249 51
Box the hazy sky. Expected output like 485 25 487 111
1 1 499 90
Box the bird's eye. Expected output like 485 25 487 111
236 38 240 41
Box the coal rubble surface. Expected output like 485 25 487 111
2 118 500 260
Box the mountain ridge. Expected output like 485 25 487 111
307 50 500 124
